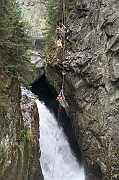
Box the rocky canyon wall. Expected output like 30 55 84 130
45 0 119 179
0 75 43 180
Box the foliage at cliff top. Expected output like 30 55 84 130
0 0 35 87
45 0 76 53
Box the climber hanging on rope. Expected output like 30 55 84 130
55 24 67 40
57 88 68 108
55 23 67 48
56 65 68 108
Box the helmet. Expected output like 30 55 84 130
57 94 62 99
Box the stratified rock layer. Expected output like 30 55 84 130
45 0 119 179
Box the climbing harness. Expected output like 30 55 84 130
57 92 68 108
55 24 67 43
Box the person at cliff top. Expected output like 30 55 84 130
55 24 67 40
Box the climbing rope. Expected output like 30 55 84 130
51 54 66 180
60 0 68 106
62 0 66 25
51 1 66 179
61 63 65 95
60 0 66 97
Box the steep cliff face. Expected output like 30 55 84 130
45 0 119 179
0 75 43 180
20 87 43 180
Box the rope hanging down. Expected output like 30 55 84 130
61 69 65 94
57 0 68 107
51 1 68 179
62 0 66 25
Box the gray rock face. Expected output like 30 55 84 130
46 0 119 179
20 86 43 180
31 51 46 79
0 78 43 180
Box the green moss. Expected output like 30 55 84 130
105 156 112 179
1 146 13 176
12 142 22 152
105 154 119 179
17 124 35 143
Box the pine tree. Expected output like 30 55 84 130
45 0 76 52
0 0 35 87
45 0 70 51
0 0 31 74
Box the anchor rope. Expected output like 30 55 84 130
51 0 66 179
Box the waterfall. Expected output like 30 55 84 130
36 100 85 180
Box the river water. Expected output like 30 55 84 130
36 100 85 180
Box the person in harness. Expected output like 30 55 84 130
56 24 67 39
57 92 68 108
55 24 67 47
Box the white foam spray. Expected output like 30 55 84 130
36 100 85 180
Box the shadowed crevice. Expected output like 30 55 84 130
31 74 84 166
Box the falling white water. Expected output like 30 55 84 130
36 100 85 180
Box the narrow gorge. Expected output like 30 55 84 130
0 0 119 180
